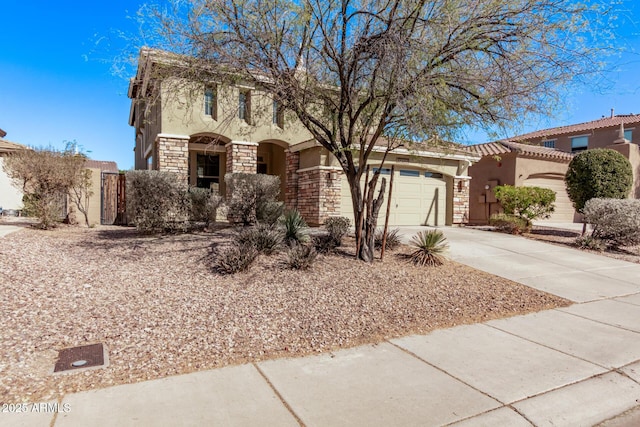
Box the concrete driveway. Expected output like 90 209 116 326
397 225 640 303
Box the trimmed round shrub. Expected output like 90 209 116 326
493 185 555 224
565 149 633 212
324 216 351 245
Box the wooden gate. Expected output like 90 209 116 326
101 173 126 225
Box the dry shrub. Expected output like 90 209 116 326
214 244 258 274
283 243 317 270
583 198 640 247
374 228 401 250
236 224 283 255
225 173 282 225
489 213 531 235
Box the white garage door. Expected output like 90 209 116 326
340 168 447 226
523 177 575 222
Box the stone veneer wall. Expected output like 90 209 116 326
225 141 258 174
297 167 342 226
285 151 300 210
157 135 189 181
453 177 470 224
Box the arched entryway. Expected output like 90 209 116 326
188 133 230 195
257 140 288 201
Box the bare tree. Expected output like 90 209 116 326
132 0 613 261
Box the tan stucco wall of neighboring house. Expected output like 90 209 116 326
65 167 104 227
607 142 640 199
468 153 518 224
0 156 23 211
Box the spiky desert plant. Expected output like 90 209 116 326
374 227 401 250
236 223 283 255
408 230 448 266
281 209 309 245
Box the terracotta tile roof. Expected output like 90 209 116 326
85 160 119 173
0 139 27 153
469 140 574 161
509 114 640 141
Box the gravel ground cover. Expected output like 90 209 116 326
0 225 569 404
524 226 640 264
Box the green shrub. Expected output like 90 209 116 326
237 223 283 255
225 173 282 225
126 170 191 232
325 216 351 245
283 243 318 270
214 244 258 274
583 198 640 247
489 213 531 235
374 228 401 250
493 185 555 225
281 209 309 245
188 187 222 225
575 235 606 251
565 149 633 212
408 230 448 266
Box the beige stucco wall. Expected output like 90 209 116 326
0 156 23 210
513 157 569 185
523 126 637 152
159 77 313 146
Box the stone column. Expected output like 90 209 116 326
297 166 342 226
156 134 189 182
453 176 471 224
285 150 300 210
225 141 258 174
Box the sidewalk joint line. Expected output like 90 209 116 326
553 308 640 335
251 363 306 427
386 340 504 406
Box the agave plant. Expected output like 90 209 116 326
281 209 309 245
408 230 448 266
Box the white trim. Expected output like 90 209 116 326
297 166 343 173
156 133 190 140
371 146 480 162
225 140 259 147
454 175 472 180
570 134 591 139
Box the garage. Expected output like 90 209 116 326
340 168 448 226
523 175 575 222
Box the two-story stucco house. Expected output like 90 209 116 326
468 112 640 224
128 48 479 226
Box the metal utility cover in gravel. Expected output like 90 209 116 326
54 343 105 373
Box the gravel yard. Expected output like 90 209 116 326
0 225 569 404
525 226 640 264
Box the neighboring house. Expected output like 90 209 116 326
468 112 640 224
0 136 26 212
468 141 576 224
128 48 479 226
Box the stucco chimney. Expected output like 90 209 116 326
611 108 615 118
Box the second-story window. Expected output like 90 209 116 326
543 140 555 148
239 90 251 123
204 86 217 120
624 129 632 142
571 135 588 153
273 100 284 128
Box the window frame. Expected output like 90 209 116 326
543 140 556 149
272 99 284 128
204 86 217 120
239 90 251 123
570 135 589 153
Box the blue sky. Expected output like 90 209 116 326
1 1 639 171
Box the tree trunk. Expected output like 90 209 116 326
356 175 386 262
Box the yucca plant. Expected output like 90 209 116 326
374 227 401 250
281 209 309 245
408 230 448 266
214 243 258 275
283 243 318 270
236 223 283 255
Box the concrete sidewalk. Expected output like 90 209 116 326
4 227 640 426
